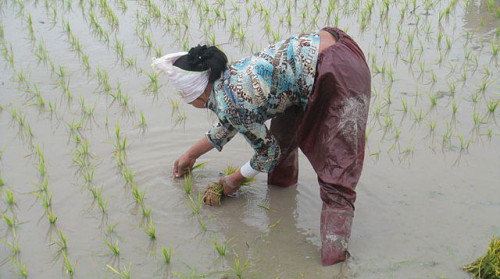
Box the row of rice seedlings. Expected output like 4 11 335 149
111 124 156 238
95 0 120 29
134 111 148 134
4 4 115 276
88 10 111 44
4 104 77 275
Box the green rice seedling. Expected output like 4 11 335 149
169 98 180 116
401 99 408 114
76 139 92 159
479 80 488 92
187 192 202 215
96 66 112 93
136 112 147 133
141 204 152 218
143 217 156 239
46 209 57 224
487 100 499 113
382 114 393 129
62 251 74 276
107 222 118 236
122 166 134 185
428 94 437 107
82 102 96 120
448 81 456 95
4 188 15 206
230 256 249 279
69 32 83 55
124 56 137 69
73 151 90 172
67 117 83 138
6 240 21 256
16 71 28 89
161 246 173 264
50 228 68 252
485 129 493 139
81 55 90 73
471 90 480 103
143 34 153 52
24 124 34 139
452 99 458 115
113 136 127 157
473 112 485 128
115 123 121 141
87 185 98 200
197 215 210 231
131 184 145 204
37 156 47 178
26 13 35 40
40 191 53 210
30 84 45 108
35 40 49 62
117 0 127 11
113 37 125 59
175 110 187 127
114 151 125 169
491 39 499 56
412 109 424 122
269 218 281 228
213 238 232 256
393 127 401 140
4 43 14 68
96 187 108 213
152 45 162 58
146 72 160 93
3 213 17 229
183 173 193 195
106 263 131 279
0 172 4 187
457 135 471 151
104 238 120 255
83 167 95 184
11 257 28 278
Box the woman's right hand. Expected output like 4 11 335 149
173 153 196 178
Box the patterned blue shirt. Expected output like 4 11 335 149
206 31 320 172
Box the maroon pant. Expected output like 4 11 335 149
267 27 371 266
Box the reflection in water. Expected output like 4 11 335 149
218 183 347 278
463 0 500 36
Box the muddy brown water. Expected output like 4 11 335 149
1 0 499 278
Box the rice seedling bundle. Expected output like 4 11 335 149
464 236 500 279
203 165 254 206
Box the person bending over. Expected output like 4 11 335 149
152 27 371 266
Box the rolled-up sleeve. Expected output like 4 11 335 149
206 121 238 151
239 122 281 173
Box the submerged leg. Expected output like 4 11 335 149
267 107 301 187
320 202 354 265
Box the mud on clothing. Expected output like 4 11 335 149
267 27 371 265
205 31 321 173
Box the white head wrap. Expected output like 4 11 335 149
151 51 210 103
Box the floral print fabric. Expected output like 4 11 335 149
206 31 320 172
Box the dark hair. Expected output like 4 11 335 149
173 45 228 83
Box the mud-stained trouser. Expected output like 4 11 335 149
267 27 371 266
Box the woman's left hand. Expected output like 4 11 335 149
219 171 245 195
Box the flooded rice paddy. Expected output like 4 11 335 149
1 0 499 278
